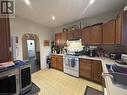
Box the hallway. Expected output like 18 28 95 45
28 58 40 73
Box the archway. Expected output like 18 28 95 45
22 33 40 73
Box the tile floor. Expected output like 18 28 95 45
32 69 103 95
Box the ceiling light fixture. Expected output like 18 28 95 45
25 0 31 5
52 16 55 20
89 0 95 5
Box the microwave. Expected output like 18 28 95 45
0 68 20 95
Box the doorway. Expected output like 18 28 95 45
22 33 40 73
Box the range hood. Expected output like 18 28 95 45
66 39 83 52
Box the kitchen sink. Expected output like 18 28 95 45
106 64 127 88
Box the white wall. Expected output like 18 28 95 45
10 16 53 70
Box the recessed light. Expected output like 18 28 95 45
89 0 95 5
25 0 31 5
52 16 55 20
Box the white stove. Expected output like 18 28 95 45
63 55 79 77
63 39 83 77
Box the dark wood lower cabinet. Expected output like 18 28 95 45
57 56 63 71
80 58 103 85
92 60 103 84
51 56 57 68
80 59 92 79
51 55 63 71
51 56 103 85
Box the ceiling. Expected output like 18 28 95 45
16 0 127 28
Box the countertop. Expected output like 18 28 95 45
51 53 64 56
52 54 127 95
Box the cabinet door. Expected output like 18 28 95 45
80 59 92 79
116 13 122 44
57 56 63 71
51 56 57 68
0 18 11 62
67 31 73 40
102 20 116 44
92 60 103 84
55 33 62 46
73 30 82 39
122 11 127 45
90 25 102 45
61 32 67 46
82 27 91 45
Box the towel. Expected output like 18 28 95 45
0 61 14 68
71 58 76 67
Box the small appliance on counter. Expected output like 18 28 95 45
115 54 127 65
110 53 121 60
82 46 97 57
121 54 127 64
87 49 96 57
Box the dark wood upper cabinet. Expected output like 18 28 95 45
115 10 127 46
73 30 82 39
67 30 82 40
55 30 82 46
102 20 116 44
116 13 122 44
61 32 67 46
55 32 67 46
121 11 127 46
54 11 127 46
67 31 74 40
90 25 102 44
82 27 91 45
55 33 62 46
82 25 102 45
0 18 12 63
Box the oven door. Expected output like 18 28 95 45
0 68 20 95
65 57 79 70
68 58 76 68
20 64 32 94
64 57 79 77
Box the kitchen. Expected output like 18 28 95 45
0 0 127 95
